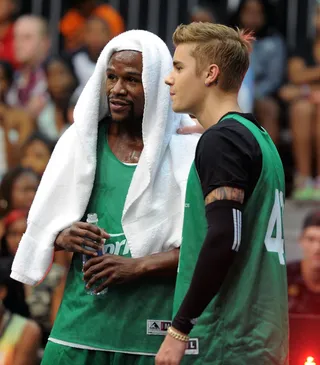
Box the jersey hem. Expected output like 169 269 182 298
48 337 156 356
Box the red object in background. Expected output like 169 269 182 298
289 314 320 365
0 24 18 69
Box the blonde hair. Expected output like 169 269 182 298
173 22 254 92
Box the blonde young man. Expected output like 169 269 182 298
156 23 288 365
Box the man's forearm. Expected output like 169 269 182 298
136 248 180 277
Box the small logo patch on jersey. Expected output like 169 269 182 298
185 338 199 355
147 320 171 335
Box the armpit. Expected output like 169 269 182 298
205 187 245 205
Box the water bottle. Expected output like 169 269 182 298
83 213 108 296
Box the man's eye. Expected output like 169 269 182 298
107 74 116 80
128 77 139 83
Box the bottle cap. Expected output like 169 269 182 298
87 213 98 224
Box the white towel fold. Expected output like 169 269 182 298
11 30 199 286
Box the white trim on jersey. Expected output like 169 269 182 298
232 209 242 252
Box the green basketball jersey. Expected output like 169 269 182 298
49 122 176 355
176 114 288 365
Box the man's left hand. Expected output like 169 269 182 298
83 255 141 293
155 334 187 365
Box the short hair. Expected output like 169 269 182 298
302 211 320 231
15 14 50 38
173 22 254 92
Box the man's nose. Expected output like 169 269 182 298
165 72 174 86
113 79 127 95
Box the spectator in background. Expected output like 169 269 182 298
38 55 79 140
7 15 50 119
190 4 216 23
1 210 66 347
21 132 55 176
67 87 81 125
0 0 19 68
279 3 320 201
230 0 286 144
0 60 35 177
287 211 320 314
73 15 112 88
0 256 41 365
60 0 124 52
0 167 39 217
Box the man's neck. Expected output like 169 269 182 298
107 120 143 164
302 260 320 293
108 118 143 140
195 91 242 130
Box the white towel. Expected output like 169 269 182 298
11 30 199 286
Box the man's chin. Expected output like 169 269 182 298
172 104 188 114
110 113 129 123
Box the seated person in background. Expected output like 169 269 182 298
7 15 50 119
287 210 320 315
230 0 286 145
0 256 41 365
0 60 35 177
279 3 320 201
60 0 124 52
0 167 39 216
38 55 79 140
21 132 55 177
0 0 20 68
1 210 66 348
72 15 112 88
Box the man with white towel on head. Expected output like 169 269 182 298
10 30 199 364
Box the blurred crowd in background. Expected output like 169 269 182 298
0 0 319 363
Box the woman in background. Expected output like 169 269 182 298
1 210 67 348
280 2 320 200
230 0 286 144
0 167 39 217
21 132 55 176
0 61 35 177
37 55 79 141
0 256 41 365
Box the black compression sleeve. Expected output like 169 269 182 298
172 200 243 334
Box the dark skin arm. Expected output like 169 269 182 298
54 221 110 256
83 248 180 293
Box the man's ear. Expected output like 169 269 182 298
204 64 219 86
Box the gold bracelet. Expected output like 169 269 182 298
167 326 189 342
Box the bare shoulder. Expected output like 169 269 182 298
23 319 42 337
205 186 245 206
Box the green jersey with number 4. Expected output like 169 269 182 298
176 114 288 365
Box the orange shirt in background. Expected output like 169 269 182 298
60 4 125 51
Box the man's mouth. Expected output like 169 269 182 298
109 99 131 112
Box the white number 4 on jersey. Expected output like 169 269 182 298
264 189 285 265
